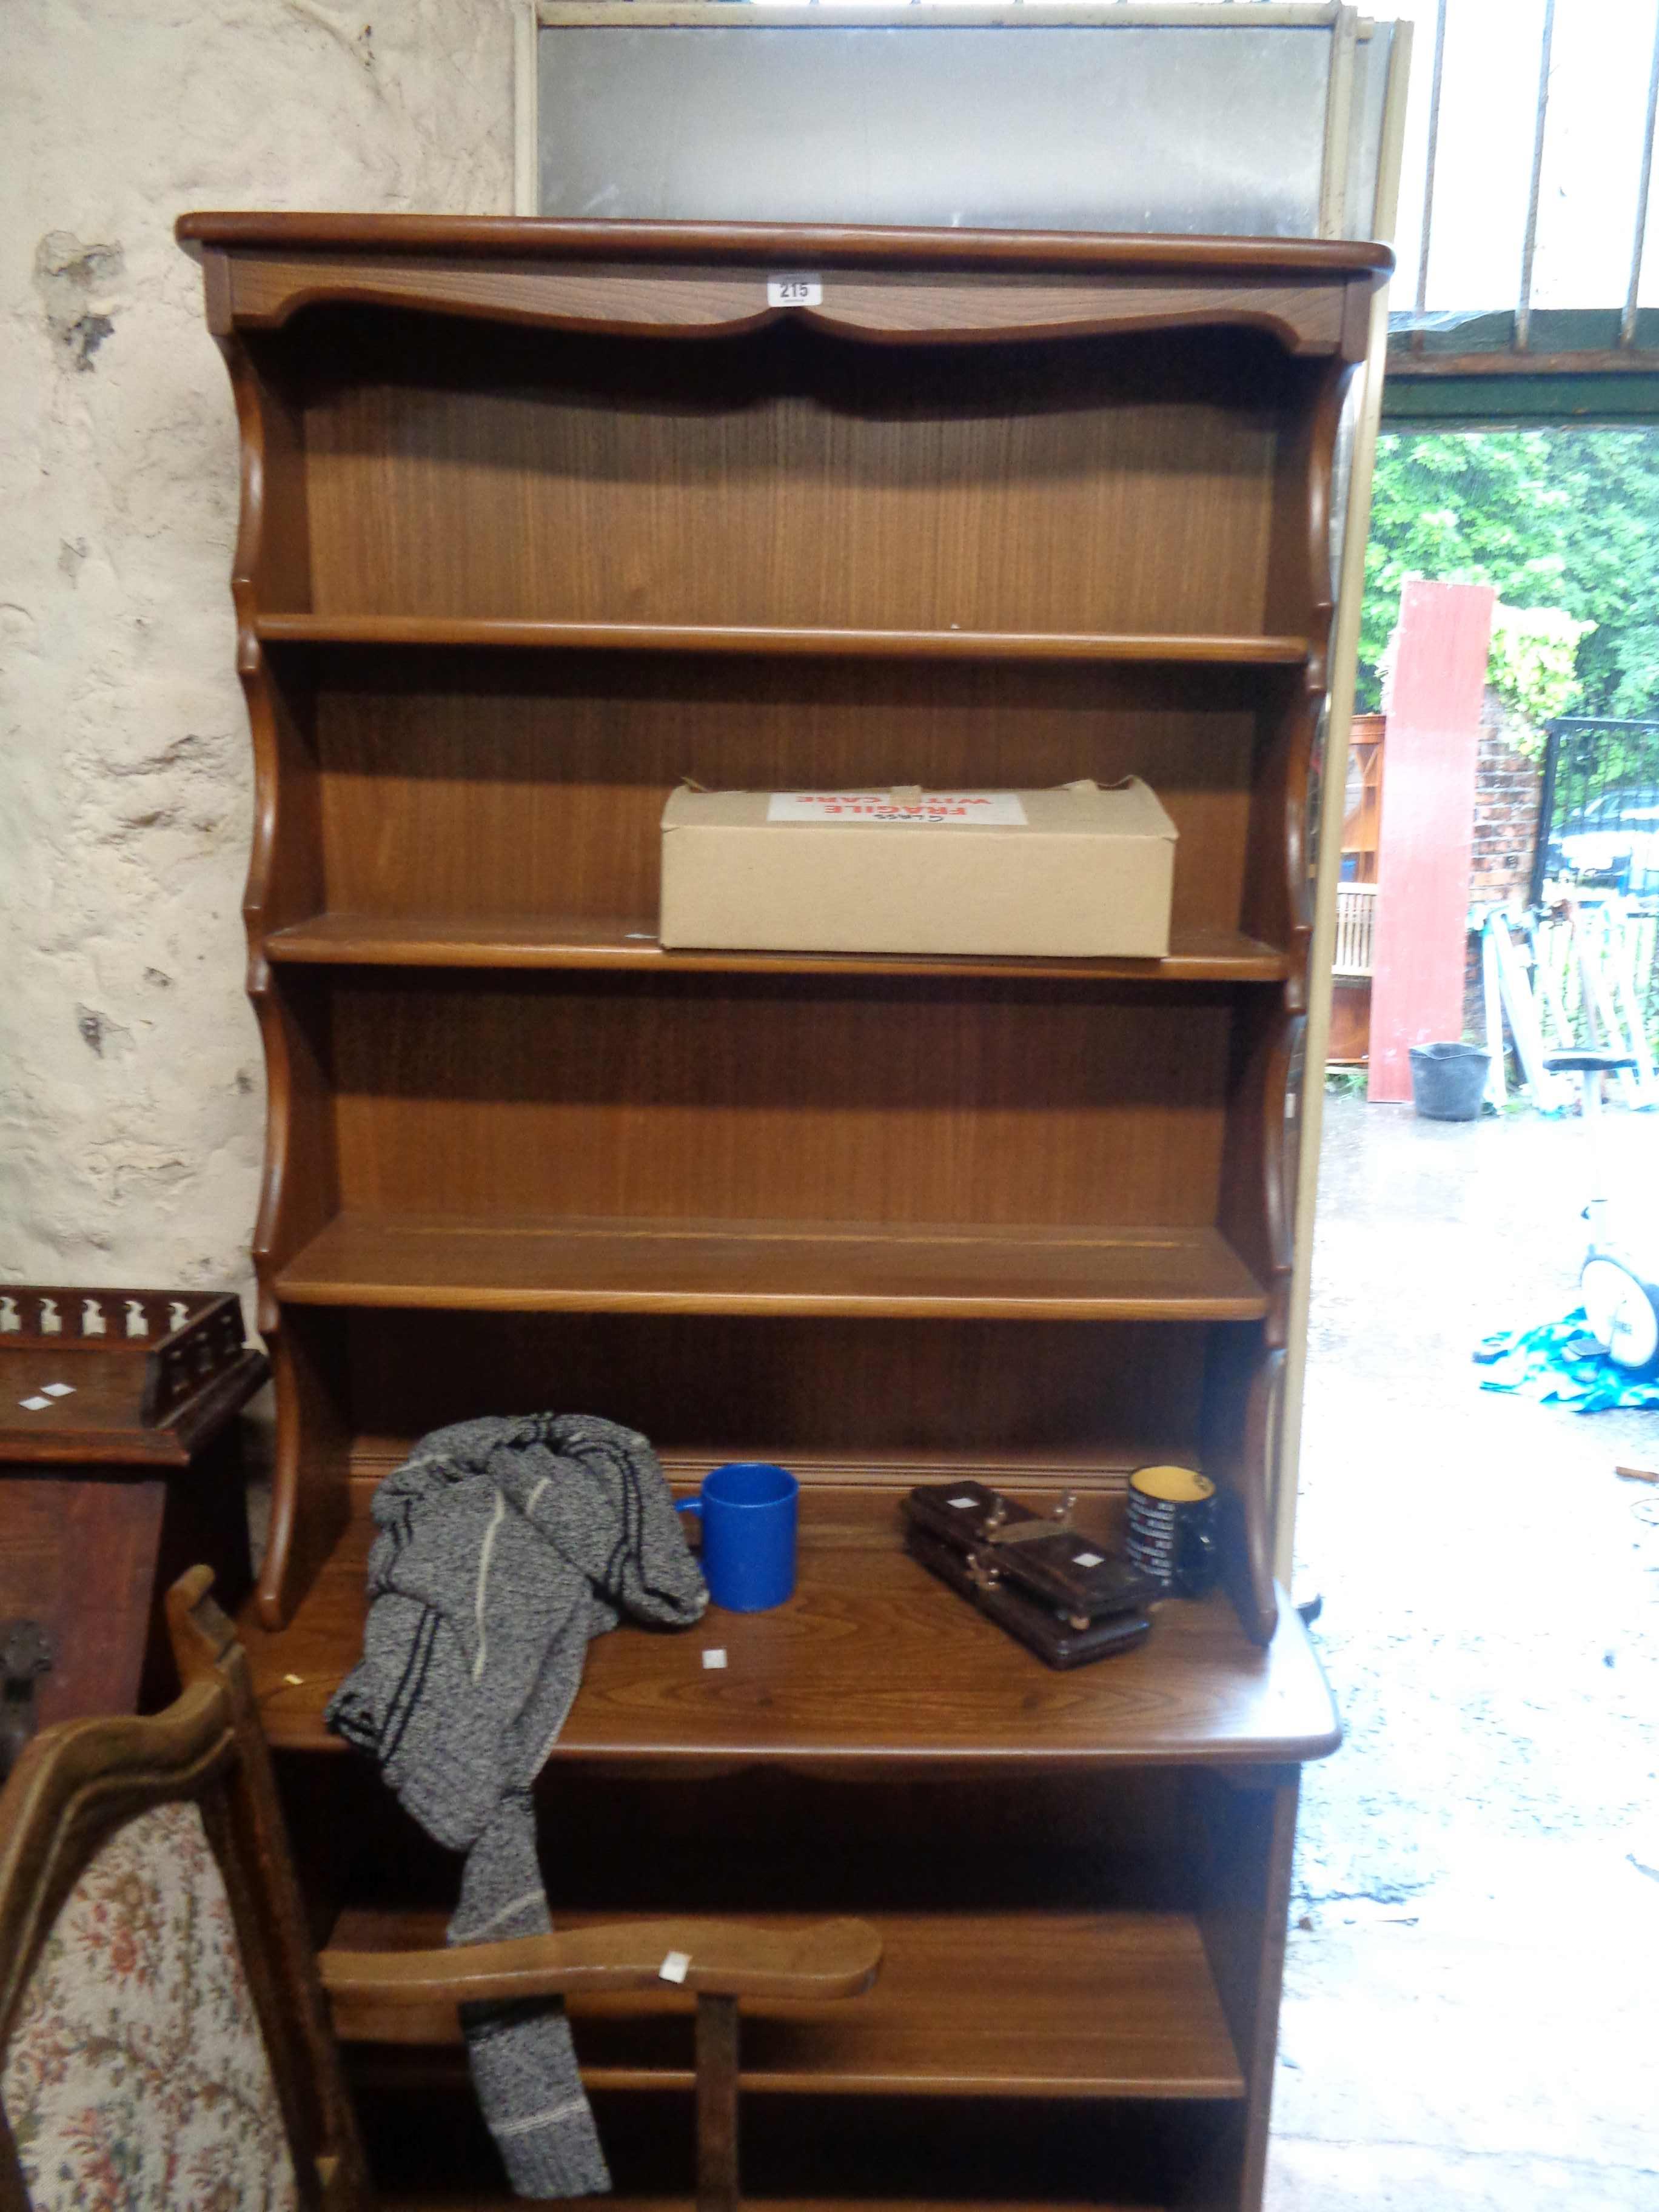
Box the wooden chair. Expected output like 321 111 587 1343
0 1567 881 2211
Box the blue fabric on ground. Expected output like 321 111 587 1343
1476 1307 1659 1411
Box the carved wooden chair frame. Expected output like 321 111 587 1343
0 1570 880 2211
0 1575 370 2211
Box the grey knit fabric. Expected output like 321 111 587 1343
325 1413 707 2197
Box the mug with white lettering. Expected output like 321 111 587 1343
1125 1464 1219 1598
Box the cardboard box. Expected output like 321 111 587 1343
659 779 1178 958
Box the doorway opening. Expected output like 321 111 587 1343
1278 425 1659 2207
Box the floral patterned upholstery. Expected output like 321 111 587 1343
1 1798 299 2211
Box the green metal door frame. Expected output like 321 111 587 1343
1384 367 1659 426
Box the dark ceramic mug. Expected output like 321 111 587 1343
1125 1464 1219 1598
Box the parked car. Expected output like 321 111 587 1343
1549 788 1659 893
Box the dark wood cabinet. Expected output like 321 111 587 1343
0 1287 265 1744
177 213 1387 2211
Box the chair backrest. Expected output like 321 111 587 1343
0 1571 367 2212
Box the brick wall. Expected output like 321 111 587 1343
1469 689 1543 910
1463 690 1543 1036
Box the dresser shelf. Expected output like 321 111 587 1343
255 612 1313 667
273 1213 1267 1322
235 1488 1336 1765
264 912 1292 984
328 1903 1245 2100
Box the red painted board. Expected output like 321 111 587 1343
1367 580 1495 1103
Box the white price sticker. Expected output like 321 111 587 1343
768 274 823 307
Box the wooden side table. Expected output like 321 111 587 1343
0 1286 268 1760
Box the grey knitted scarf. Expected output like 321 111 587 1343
325 1413 708 2197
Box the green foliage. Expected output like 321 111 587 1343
1486 605 1594 746
1359 431 1659 721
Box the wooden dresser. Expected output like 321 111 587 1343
0 1287 264 1748
176 213 1388 2212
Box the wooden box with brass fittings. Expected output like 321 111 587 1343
903 1480 1158 1667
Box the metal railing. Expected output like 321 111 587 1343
1398 0 1659 372
1530 716 1659 905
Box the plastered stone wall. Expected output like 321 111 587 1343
0 1 515 1307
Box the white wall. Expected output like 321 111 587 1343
0 1 515 1302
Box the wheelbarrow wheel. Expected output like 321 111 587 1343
1581 1257 1659 1375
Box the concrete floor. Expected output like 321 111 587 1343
1267 1098 1659 2210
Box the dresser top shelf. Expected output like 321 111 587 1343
177 211 1393 277
191 214 1366 1653
178 212 1389 360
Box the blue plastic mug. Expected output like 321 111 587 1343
677 1461 799 1612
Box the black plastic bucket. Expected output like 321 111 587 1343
1408 1041 1490 1121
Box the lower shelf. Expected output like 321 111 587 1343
385 2194 1178 2212
382 2197 1186 2212
327 1907 1243 2102
365 2087 1228 2212
383 2185 1187 2212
